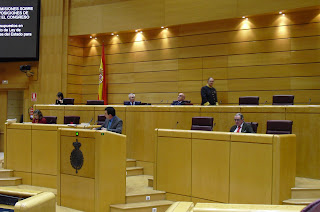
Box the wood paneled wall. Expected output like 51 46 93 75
7 91 23 121
67 9 320 105
69 0 320 35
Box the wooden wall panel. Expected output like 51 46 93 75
67 8 320 105
237 0 320 17
69 0 320 35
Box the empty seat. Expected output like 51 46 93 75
97 115 106 125
63 98 75 105
86 100 104 105
191 117 214 131
272 95 294 105
247 122 258 133
64 116 80 124
266 120 293 134
43 116 57 124
239 96 259 105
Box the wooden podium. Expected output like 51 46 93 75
57 128 126 212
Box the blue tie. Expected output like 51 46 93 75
108 120 112 130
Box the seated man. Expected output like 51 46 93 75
124 93 141 105
230 113 254 133
171 93 187 105
96 107 123 134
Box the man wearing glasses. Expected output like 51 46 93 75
230 113 254 133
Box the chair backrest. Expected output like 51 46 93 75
43 116 57 124
63 98 74 105
247 122 258 133
272 95 294 105
97 115 106 125
301 199 320 212
86 100 104 105
266 120 293 134
239 96 259 105
64 116 80 124
191 117 214 131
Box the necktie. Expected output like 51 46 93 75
236 126 241 133
108 120 112 130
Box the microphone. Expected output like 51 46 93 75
160 100 163 103
175 121 179 129
219 100 222 104
263 101 267 105
88 118 93 124
308 98 311 105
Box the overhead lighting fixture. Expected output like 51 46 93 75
140 31 143 34
116 34 119 36
111 33 114 35
94 37 97 40
161 26 164 29
135 29 138 32
282 13 285 16
90 36 92 38
279 11 283 14
165 28 168 30
242 16 246 19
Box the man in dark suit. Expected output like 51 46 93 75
230 113 254 133
96 107 123 134
124 93 141 105
171 93 186 105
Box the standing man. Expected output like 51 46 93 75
124 93 141 105
96 107 123 134
171 93 186 105
230 113 254 133
201 77 218 106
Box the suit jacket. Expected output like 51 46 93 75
124 101 141 105
230 122 254 133
201 86 218 105
171 101 186 105
96 115 123 134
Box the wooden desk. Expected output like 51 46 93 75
167 202 305 212
34 104 320 179
154 129 296 205
57 128 126 212
4 123 98 188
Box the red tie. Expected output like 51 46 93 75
236 126 241 133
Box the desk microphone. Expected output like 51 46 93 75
219 100 222 104
175 121 179 129
263 101 267 105
308 98 311 105
160 100 163 103
88 118 93 124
